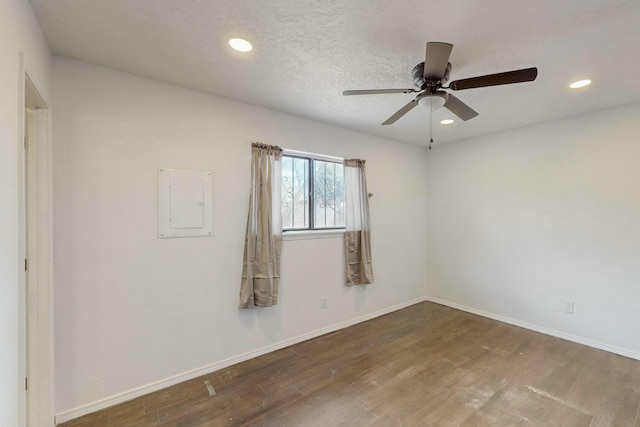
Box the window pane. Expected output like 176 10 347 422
281 156 309 229
313 160 345 228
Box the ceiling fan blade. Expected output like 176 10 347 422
423 42 453 81
343 88 417 95
382 99 418 125
444 94 478 121
449 67 538 90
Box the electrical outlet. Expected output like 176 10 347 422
320 298 327 309
564 301 574 314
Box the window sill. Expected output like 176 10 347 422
283 229 345 241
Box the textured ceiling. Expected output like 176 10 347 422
30 0 640 146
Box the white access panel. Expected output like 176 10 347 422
158 168 213 238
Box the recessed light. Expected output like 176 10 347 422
440 119 454 125
569 79 591 89
229 38 252 52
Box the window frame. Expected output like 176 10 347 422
282 149 346 233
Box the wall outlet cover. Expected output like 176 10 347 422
564 302 574 314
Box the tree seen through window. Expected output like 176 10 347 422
282 154 344 230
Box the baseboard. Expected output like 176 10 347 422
424 295 640 361
55 295 428 424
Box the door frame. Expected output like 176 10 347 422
19 55 54 427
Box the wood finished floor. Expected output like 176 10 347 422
59 302 640 427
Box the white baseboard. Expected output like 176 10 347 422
424 295 640 361
56 294 639 424
55 296 428 424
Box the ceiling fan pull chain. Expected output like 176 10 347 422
429 97 434 150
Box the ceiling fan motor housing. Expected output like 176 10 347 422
412 62 451 89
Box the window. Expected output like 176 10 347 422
281 151 345 231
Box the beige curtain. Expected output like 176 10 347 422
344 159 374 285
239 143 283 308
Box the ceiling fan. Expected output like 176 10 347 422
343 42 538 125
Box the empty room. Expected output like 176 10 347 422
2 0 640 426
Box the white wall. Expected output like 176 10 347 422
52 35 640 421
426 102 640 358
52 57 429 415
0 1 50 425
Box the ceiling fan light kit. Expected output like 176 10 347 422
417 91 448 112
343 41 538 129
